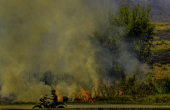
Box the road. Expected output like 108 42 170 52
0 104 170 109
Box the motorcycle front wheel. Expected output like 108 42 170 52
32 105 42 109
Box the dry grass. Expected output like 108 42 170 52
151 64 170 79
153 22 170 33
151 22 170 51
151 40 170 51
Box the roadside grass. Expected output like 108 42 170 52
2 101 170 105
2 95 170 105
66 94 170 105
145 94 170 103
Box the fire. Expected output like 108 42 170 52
150 86 152 89
55 88 95 102
55 89 62 101
75 88 95 102
119 89 123 96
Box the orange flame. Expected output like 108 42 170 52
150 86 152 89
74 90 83 101
119 89 123 96
55 89 62 101
79 88 95 102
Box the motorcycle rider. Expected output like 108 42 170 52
45 90 58 108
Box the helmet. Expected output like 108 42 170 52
51 90 55 94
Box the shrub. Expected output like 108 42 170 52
167 63 170 67
147 71 155 75
161 66 168 70
155 63 162 67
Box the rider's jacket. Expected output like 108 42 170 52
52 94 58 103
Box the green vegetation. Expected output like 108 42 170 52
66 94 170 105
66 74 170 105
99 73 170 96
154 63 162 67
90 3 155 62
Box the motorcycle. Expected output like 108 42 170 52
32 94 68 109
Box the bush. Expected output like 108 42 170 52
147 71 155 75
155 63 162 67
161 66 168 70
168 63 170 67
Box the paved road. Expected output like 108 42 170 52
0 104 170 109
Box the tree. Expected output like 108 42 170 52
89 3 155 80
90 3 155 62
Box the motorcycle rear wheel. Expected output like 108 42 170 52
57 105 65 108
32 105 42 109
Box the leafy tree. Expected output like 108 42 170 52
89 3 155 81
90 3 155 62
111 3 155 61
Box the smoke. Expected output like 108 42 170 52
0 0 110 102
117 44 150 78
0 0 151 102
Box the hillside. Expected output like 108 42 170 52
150 22 170 79
151 22 170 64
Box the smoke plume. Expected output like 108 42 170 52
0 0 108 102
0 0 150 102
